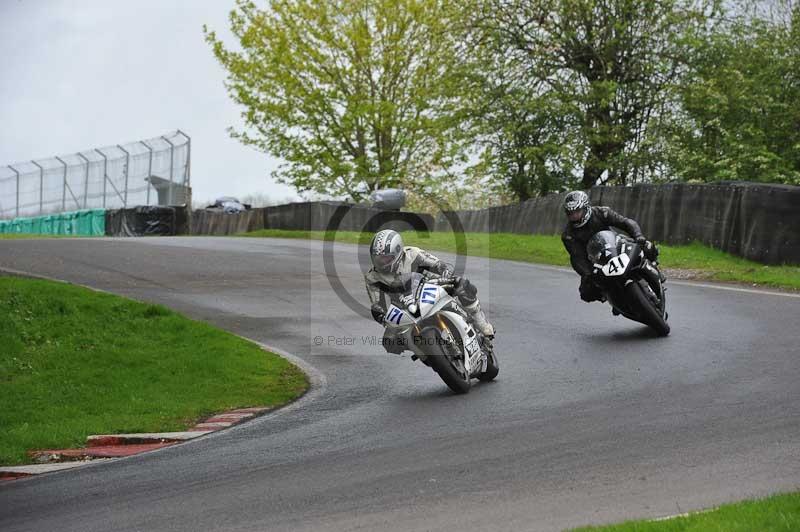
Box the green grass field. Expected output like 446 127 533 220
0 277 308 465
572 491 800 531
241 229 800 290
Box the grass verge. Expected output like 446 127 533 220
0 276 308 465
240 229 800 290
572 491 800 531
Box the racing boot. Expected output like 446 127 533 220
464 301 494 338
480 335 495 359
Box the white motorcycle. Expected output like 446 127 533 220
380 272 499 394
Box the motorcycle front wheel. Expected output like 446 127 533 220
419 327 471 394
626 280 670 337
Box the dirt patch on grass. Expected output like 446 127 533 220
662 268 716 281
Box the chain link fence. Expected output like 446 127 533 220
0 130 190 219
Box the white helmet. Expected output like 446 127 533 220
564 190 592 228
370 230 404 273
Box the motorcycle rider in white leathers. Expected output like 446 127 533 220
365 229 495 342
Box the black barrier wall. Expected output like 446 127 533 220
591 183 800 265
433 194 565 235
262 202 435 233
192 202 435 234
111 203 435 237
105 206 186 237
191 208 265 235
434 182 800 264
117 182 798 264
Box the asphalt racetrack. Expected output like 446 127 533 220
1 237 798 532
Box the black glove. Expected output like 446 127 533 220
637 236 659 260
371 303 386 324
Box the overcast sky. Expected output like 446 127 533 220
0 0 299 204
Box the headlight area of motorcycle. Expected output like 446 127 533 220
588 246 610 264
587 242 607 263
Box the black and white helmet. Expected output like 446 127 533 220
370 229 404 273
564 190 592 228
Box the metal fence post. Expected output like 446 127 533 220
8 165 20 217
31 160 44 216
56 157 81 211
161 134 176 205
140 140 153 205
117 145 130 208
94 149 108 208
55 156 68 211
76 153 90 209
176 129 191 187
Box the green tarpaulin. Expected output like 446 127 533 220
0 210 106 236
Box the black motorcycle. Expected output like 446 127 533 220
587 230 670 336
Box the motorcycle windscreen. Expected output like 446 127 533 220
418 283 441 315
586 230 620 265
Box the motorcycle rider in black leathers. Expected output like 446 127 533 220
365 229 495 344
561 191 661 303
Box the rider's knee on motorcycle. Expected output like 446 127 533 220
453 277 495 338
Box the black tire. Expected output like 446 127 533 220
419 328 471 394
478 349 499 382
626 281 670 336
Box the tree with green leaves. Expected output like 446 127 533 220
469 0 717 193
472 86 576 201
459 27 580 201
205 0 472 202
667 0 800 185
